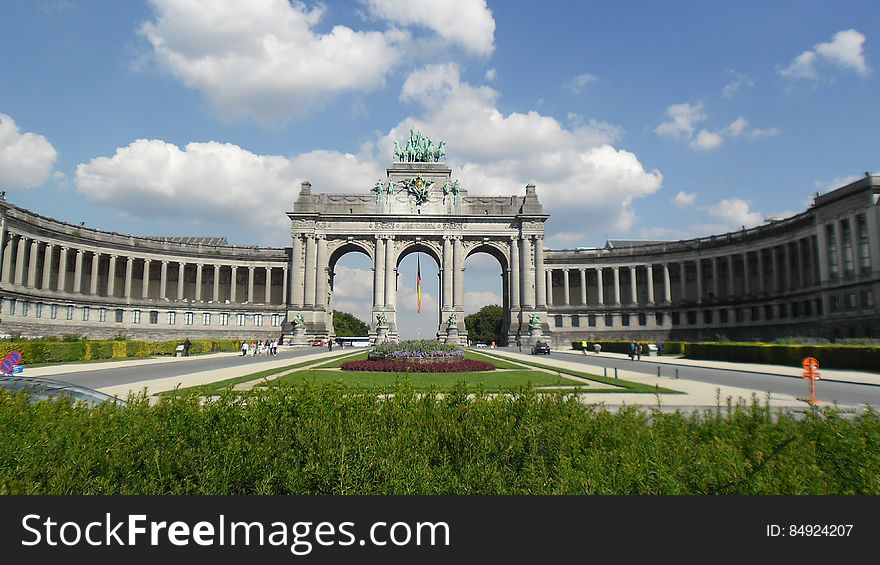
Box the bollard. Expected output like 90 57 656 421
614 367 619 380
603 367 607 378
657 366 661 378
675 368 679 380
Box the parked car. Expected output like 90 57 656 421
0 376 126 407
310 339 326 346
531 341 551 355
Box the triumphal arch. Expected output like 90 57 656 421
286 131 549 344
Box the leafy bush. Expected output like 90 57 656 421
0 339 240 365
373 339 461 358
341 359 495 373
572 340 686 355
685 343 880 371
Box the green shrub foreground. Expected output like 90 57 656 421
1 384 878 494
0 338 240 365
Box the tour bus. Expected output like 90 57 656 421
334 336 371 348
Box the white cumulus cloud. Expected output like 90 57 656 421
565 72 598 94
673 191 697 207
707 198 765 229
689 129 724 151
0 113 58 189
655 102 706 140
781 29 870 80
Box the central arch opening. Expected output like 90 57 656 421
395 243 440 340
328 243 373 339
464 244 509 346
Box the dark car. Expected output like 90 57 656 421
531 341 551 355
0 377 126 407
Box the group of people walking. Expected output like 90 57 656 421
240 339 279 356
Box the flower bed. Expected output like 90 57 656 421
342 359 495 373
370 339 465 364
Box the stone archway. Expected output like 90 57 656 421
286 132 550 344
463 241 511 345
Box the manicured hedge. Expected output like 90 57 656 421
0 339 240 365
684 343 880 372
572 340 686 355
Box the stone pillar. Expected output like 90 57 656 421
629 265 637 304
385 237 397 309
195 263 203 302
42 244 54 290
282 266 288 305
662 264 670 304
797 239 806 288
374 237 386 308
696 259 703 303
865 205 880 281
141 258 151 299
213 265 221 302
89 251 100 294
27 239 39 288
1 235 15 284
0 217 5 281
815 227 829 283
727 255 735 297
315 238 327 308
546 270 554 306
452 237 464 309
579 268 587 305
712 257 719 299
612 266 620 305
14 236 28 286
520 237 534 308
509 237 519 309
534 237 546 308
107 255 117 297
595 267 604 305
646 264 655 304
124 256 133 298
247 266 254 304
177 262 185 300
159 260 168 300
230 266 238 303
291 235 304 307
265 266 273 304
848 216 860 275
771 246 779 293
562 269 570 305
73 248 84 293
742 252 750 295
757 249 766 292
303 236 316 306
679 261 687 302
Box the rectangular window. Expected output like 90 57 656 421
702 310 713 324
50 304 58 319
133 310 141 324
719 309 728 323
655 312 664 326
687 311 697 325
671 312 680 326
604 314 614 327
735 308 744 323
220 313 229 326
750 306 760 321
803 300 812 317
149 311 158 324
791 302 800 318
167 312 176 325
778 303 787 319
22 301 29 317
588 314 597 327
35 303 42 318
571 314 580 328
829 296 840 313
99 308 107 322
184 312 193 325
815 298 823 316
254 313 264 327
237 313 246 326
845 293 857 311
203 313 211 326
66 305 73 320
841 219 854 277
621 313 630 326
857 214 871 274
764 305 775 320
116 309 124 323
82 306 90 321
826 224 839 280
271 313 281 327
638 313 647 326
9 299 16 316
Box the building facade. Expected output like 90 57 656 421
1 150 878 345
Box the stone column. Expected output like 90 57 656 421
1 235 15 284
177 262 185 300
783 243 791 290
815 227 829 283
757 249 766 293
315 237 327 308
546 270 554 306
195 263 204 302
520 237 534 308
612 266 621 305
534 237 546 308
42 244 54 290
742 252 750 295
679 261 687 302
0 217 5 280
213 265 221 302
89 251 100 294
696 259 703 303
107 255 117 297
727 255 735 297
230 266 238 303
124 256 133 298
509 237 519 309
797 239 806 288
646 264 655 304
291 235 304 307
158 261 168 300
865 206 880 281
662 264 670 303
247 266 254 304
265 266 273 304
629 265 637 305
374 237 386 309
595 267 604 305
282 266 288 305
303 235 316 306
14 236 28 286
771 246 779 293
712 257 720 299
579 268 587 305
452 237 464 310
562 269 570 305
141 258 151 299
73 248 84 293
27 239 39 288
385 237 397 309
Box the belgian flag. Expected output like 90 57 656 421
417 256 422 313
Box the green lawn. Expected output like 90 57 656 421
267 369 582 391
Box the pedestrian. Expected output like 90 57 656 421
328 338 333 351
593 343 602 355
516 337 522 352
183 337 191 357
240 340 249 356
636 343 642 361
657 341 664 357
628 340 636 361
581 340 588 355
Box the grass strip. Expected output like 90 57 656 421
267 369 580 391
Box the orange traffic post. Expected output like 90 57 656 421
802 357 821 405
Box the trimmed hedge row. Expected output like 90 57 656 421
572 340 686 355
0 339 240 365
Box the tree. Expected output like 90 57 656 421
465 305 503 344
333 310 369 337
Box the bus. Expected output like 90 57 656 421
334 336 371 348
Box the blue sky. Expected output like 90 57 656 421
1 1 877 338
